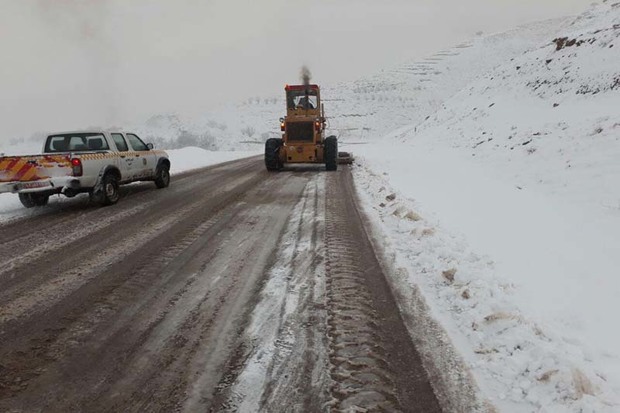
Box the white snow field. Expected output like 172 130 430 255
0 1 618 411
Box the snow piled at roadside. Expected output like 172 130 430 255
354 147 618 412
353 1 620 411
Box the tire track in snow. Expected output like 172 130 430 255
214 173 329 413
324 168 442 413
325 193 400 411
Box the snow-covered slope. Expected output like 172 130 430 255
353 1 620 411
101 14 576 153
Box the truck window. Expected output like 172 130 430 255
45 133 109 152
126 134 148 151
48 137 68 152
111 133 129 152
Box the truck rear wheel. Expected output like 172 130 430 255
18 193 49 208
325 136 338 171
100 173 120 206
265 138 283 171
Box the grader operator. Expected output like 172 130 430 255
264 83 338 171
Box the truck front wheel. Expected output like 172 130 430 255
155 164 170 188
18 193 49 208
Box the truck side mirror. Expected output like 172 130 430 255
147 143 154 150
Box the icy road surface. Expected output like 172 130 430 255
0 157 440 412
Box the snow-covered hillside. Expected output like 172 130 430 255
353 2 620 412
0 12 566 155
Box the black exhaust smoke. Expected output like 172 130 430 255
300 66 312 86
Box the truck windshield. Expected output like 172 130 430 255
45 133 109 152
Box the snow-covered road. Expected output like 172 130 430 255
0 158 441 412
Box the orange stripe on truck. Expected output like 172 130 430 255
4 158 20 172
8 159 28 180
20 165 39 182
1 156 72 182
12 163 33 181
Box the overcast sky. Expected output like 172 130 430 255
0 0 593 140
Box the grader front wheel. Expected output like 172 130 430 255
265 138 283 171
325 136 338 171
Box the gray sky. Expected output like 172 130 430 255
0 0 592 140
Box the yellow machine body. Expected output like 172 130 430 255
265 83 338 171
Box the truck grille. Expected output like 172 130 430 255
287 122 314 142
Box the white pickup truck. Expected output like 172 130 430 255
0 131 170 208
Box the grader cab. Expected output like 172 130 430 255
264 84 338 171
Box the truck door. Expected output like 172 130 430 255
110 133 135 181
125 133 157 179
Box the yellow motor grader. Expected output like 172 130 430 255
264 83 338 171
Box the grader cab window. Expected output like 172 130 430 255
287 90 318 110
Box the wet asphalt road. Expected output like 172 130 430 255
0 157 441 412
